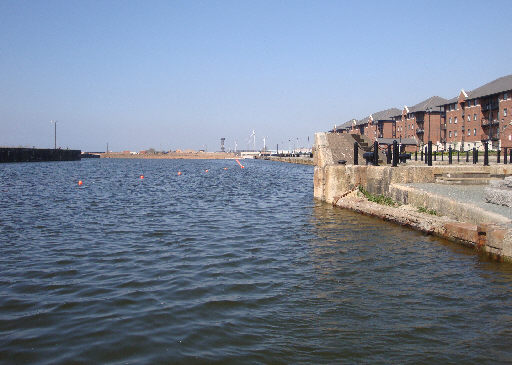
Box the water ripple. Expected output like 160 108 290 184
1 159 512 363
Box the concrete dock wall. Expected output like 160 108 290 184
0 148 81 163
313 132 512 261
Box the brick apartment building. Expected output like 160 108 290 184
392 96 447 146
329 74 512 152
438 75 512 151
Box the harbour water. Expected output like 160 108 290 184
1 159 512 363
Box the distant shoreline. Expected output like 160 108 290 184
99 152 238 160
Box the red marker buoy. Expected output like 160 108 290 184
224 167 228 170
205 169 209 173
78 180 83 186
178 171 182 176
235 159 245 169
140 175 144 179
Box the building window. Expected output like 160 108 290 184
468 130 471 136
454 131 458 137
474 113 477 121
467 115 470 122
474 99 477 106
454 117 458 124
449 131 452 138
505 108 508 117
505 92 509 100
474 128 477 136
466 101 470 107
449 117 452 124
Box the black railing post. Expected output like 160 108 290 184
505 148 508 165
441 150 444 161
387 145 392 164
415 150 417 161
354 142 358 165
424 146 428 164
509 148 512 164
466 150 469 163
498 148 501 163
428 141 432 166
434 145 437 161
421 147 423 161
484 142 488 166
449 147 452 164
457 150 460 163
392 140 398 167
373 141 379 166
473 148 477 164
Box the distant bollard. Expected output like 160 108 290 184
457 150 460 163
505 148 508 165
354 142 358 165
428 141 432 166
415 150 417 161
441 150 444 161
484 142 489 166
466 150 469 163
434 146 437 161
387 145 392 164
373 141 379 166
392 140 398 167
448 147 452 164
498 148 501 164
473 148 477 164
421 148 423 161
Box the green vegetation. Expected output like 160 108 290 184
358 186 398 207
418 206 437 215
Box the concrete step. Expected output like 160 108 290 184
443 172 491 179
435 177 496 185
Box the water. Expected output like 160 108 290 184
1 159 512 364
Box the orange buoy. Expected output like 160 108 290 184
140 175 144 179
177 171 182 176
224 167 228 170
205 169 209 173
78 180 83 186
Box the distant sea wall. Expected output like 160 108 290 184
0 148 81 163
258 156 314 165
100 152 237 159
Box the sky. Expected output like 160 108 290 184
1 0 511 152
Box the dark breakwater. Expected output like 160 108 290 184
0 148 81 163
1 158 512 363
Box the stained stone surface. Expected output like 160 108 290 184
485 176 512 208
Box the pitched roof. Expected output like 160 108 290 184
330 119 356 132
439 96 459 106
356 108 400 126
408 96 448 113
467 74 512 99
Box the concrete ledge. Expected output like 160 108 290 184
389 184 511 226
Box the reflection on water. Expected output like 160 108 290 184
0 159 512 363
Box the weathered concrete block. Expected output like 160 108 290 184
444 222 479 245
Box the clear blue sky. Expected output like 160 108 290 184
1 0 511 152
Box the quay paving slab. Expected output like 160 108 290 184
407 182 512 221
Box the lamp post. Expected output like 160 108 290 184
50 120 57 149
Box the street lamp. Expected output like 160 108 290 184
50 120 57 149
